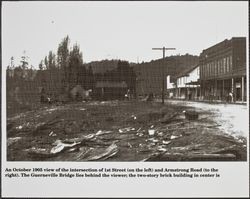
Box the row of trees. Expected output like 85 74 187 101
39 36 94 90
7 35 137 97
93 60 136 96
39 35 136 93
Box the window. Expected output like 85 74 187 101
217 61 219 75
226 57 230 73
217 60 220 75
208 63 210 76
223 58 226 74
210 63 212 76
220 60 223 74
229 55 232 71
207 64 209 76
212 62 215 76
214 61 217 75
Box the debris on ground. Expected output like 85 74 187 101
96 130 113 136
184 110 199 120
7 137 22 147
50 140 81 154
148 129 155 136
7 101 247 161
144 152 237 161
84 142 119 161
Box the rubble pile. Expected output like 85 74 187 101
7 101 247 161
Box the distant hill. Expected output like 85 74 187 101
133 54 199 95
83 54 198 78
133 53 199 78
84 59 120 74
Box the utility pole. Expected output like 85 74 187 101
152 47 176 104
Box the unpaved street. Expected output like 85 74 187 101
166 100 248 138
7 100 247 161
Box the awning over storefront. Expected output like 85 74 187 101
185 81 200 86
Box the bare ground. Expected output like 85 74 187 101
7 100 247 161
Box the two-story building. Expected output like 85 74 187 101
175 64 200 100
199 37 246 102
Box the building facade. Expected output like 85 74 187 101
94 81 128 100
167 64 200 100
199 37 246 102
166 75 175 98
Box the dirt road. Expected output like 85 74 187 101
7 100 247 161
166 99 248 138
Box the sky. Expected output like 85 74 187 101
2 1 248 69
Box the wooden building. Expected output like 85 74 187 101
94 81 128 100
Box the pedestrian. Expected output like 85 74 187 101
125 89 131 100
229 91 233 102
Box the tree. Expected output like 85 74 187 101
47 51 56 70
57 35 70 88
117 60 136 95
57 35 70 70
117 60 130 81
39 60 44 70
10 56 15 68
68 43 83 86
44 56 48 69
85 65 94 90
78 64 87 87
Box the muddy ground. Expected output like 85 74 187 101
7 100 247 161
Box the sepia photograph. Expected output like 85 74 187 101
2 1 248 163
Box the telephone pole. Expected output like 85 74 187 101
152 47 176 104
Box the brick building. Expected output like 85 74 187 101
199 37 246 102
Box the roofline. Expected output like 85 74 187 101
200 37 246 55
176 64 200 78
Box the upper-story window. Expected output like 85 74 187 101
226 56 230 73
220 59 223 74
210 62 212 76
214 61 217 76
223 58 226 74
217 60 220 75
206 64 208 76
229 55 232 71
212 62 214 76
207 63 210 76
207 63 209 76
